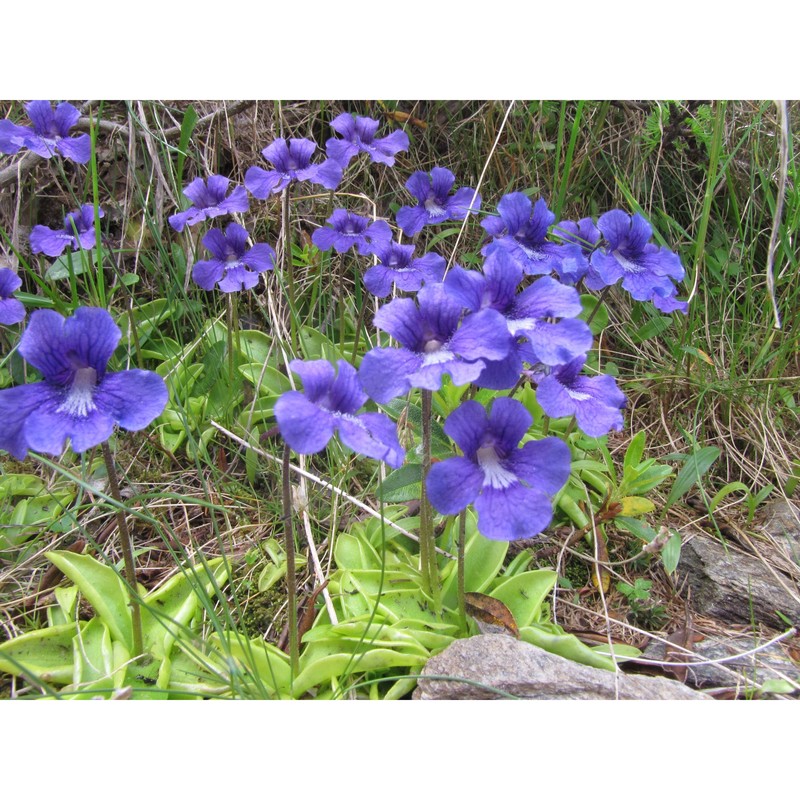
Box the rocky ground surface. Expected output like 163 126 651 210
415 499 800 700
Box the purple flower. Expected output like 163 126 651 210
651 285 689 314
0 308 168 460
0 101 91 164
245 138 342 198
192 223 276 292
588 210 687 312
0 268 26 325
426 398 570 541
274 359 404 468
363 242 446 298
311 210 392 256
481 193 572 277
325 113 410 168
535 356 626 437
29 204 104 258
551 217 600 284
554 217 601 255
443 250 593 389
358 283 509 404
396 167 481 237
169 175 249 233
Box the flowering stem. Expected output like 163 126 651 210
282 187 298 353
419 390 441 611
457 509 467 632
100 441 144 659
507 375 526 398
89 120 106 308
349 282 368 365
337 256 347 351
226 295 235 391
282 443 300 677
125 307 145 370
585 285 611 327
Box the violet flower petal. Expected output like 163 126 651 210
56 134 91 164
0 119 28 154
358 348 422 404
29 226 72 257
440 399 490 458
488 396 533 453
274 391 336 454
426 456 485 515
244 166 287 199
192 259 226 290
508 437 572 496
0 383 58 460
473 483 555 541
337 413 404 468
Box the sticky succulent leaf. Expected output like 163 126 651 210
211 632 291 699
238 364 291 396
142 557 230 659
519 623 619 672
490 570 558 628
334 533 381 571
589 642 642 662
0 623 84 684
48 586 79 627
293 648 427 698
72 617 114 691
46 551 133 652
615 515 658 543
441 511 508 608
625 464 674 495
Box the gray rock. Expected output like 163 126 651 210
642 634 800 693
676 535 800 629
414 635 711 700
759 499 800 566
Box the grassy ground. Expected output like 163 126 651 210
1 100 798 699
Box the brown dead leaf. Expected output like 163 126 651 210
664 611 705 682
590 527 611 593
384 111 427 130
465 592 519 638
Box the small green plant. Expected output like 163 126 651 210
616 578 667 629
0 472 76 560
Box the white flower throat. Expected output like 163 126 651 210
424 197 447 217
421 338 453 366
58 366 98 417
476 443 517 489
613 250 644 274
